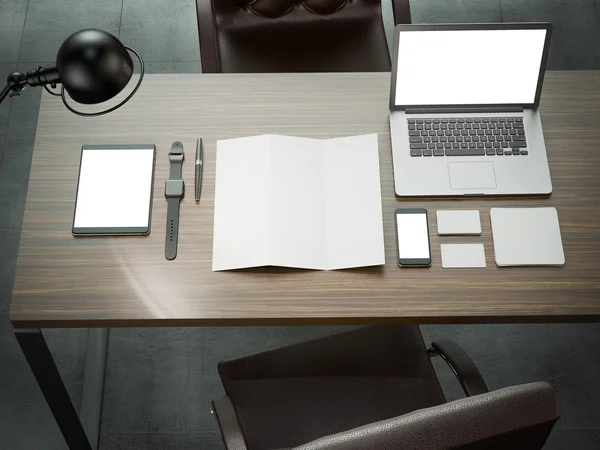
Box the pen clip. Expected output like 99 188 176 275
196 139 202 164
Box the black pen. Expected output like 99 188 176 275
195 138 203 202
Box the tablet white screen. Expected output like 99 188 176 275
74 147 155 229
394 28 547 106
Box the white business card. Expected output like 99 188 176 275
441 244 486 268
436 210 481 235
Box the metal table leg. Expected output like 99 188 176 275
15 328 109 450
80 328 108 450
15 328 92 450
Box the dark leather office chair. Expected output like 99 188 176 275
195 0 412 73
211 326 560 450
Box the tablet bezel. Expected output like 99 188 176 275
72 144 156 236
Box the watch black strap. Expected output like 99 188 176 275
169 142 183 179
165 197 180 260
165 142 184 260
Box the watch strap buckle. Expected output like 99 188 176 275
168 153 184 163
169 141 184 162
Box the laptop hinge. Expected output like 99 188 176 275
405 106 524 115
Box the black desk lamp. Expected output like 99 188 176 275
0 29 144 116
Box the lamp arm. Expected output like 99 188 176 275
1 72 29 104
26 66 60 87
0 85 10 104
1 66 61 105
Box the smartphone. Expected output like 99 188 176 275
395 208 431 267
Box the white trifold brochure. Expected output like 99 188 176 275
212 134 385 271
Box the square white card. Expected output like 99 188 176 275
490 207 565 267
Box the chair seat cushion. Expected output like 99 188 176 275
227 375 445 449
216 5 391 72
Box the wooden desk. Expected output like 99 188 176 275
10 72 600 328
8 72 600 450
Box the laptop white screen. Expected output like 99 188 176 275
394 28 548 107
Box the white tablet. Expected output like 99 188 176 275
72 144 156 235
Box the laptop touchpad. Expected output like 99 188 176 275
448 162 497 190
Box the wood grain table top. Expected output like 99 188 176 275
9 71 600 328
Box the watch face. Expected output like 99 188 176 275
165 180 184 198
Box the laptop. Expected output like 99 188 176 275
389 23 553 196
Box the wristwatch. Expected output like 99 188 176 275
164 142 184 260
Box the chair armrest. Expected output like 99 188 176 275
196 0 220 72
391 0 412 24
428 339 488 397
212 396 248 450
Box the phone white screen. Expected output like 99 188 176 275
397 213 430 259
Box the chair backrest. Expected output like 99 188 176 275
218 325 437 381
293 382 560 450
196 0 412 73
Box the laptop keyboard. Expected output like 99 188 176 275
407 117 528 157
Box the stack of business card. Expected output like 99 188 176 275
437 210 486 268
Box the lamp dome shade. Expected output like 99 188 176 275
56 29 133 105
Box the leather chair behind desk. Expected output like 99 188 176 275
196 0 412 73
211 326 560 450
